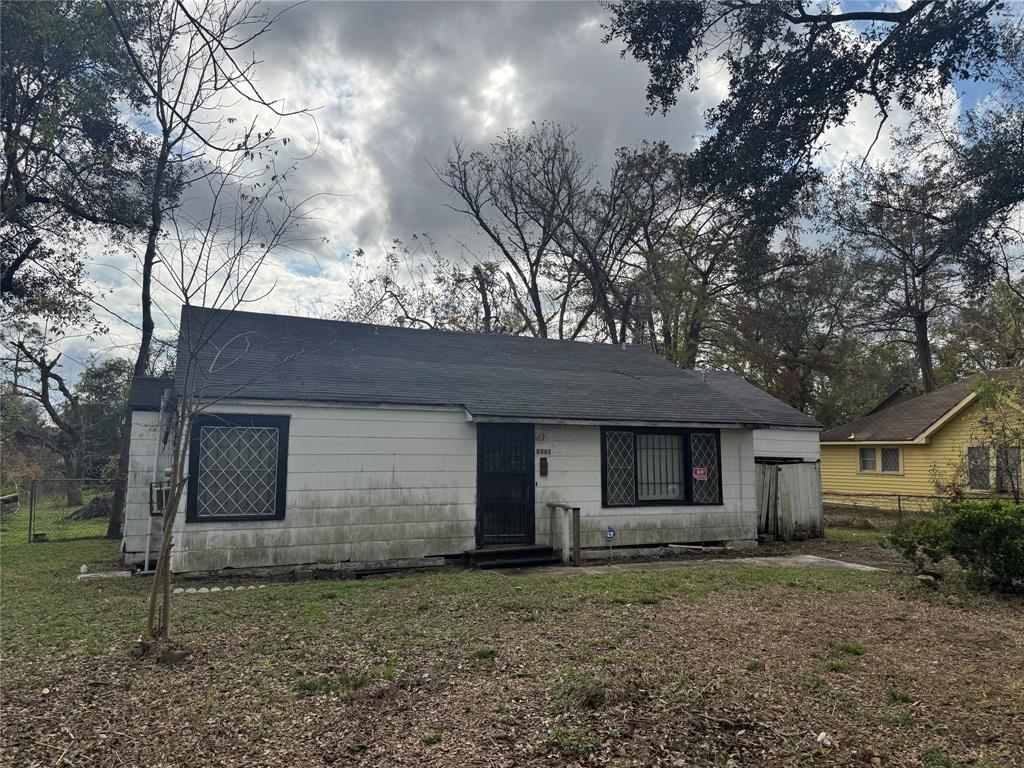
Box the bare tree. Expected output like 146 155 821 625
140 147 317 648
102 0 313 540
336 237 519 334
432 122 592 339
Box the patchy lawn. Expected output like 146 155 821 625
2 523 1023 767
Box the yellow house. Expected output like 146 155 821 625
820 369 1023 506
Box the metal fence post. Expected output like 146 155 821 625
28 480 36 544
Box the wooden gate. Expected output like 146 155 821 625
756 463 781 539
756 461 823 540
477 424 535 546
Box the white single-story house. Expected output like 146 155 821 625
122 306 821 573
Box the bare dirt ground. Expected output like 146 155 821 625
3 530 1023 768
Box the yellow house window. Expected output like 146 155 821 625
967 446 990 491
857 446 902 474
880 447 901 474
858 447 876 473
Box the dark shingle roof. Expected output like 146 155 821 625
820 368 1023 442
703 372 819 429
128 376 175 411
174 306 817 428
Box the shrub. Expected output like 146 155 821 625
890 501 1024 589
944 501 1024 588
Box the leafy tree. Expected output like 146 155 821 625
824 157 1002 392
710 248 860 417
602 0 1006 234
0 388 59 490
933 280 1024 377
76 356 131 477
3 321 129 493
0 1 153 327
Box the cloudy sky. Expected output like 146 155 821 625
85 0 928 368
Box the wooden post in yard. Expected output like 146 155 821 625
897 494 902 525
572 507 581 567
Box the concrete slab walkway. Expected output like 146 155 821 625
500 554 884 577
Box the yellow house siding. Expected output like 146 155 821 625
821 402 1023 499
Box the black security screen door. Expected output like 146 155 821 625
477 424 535 546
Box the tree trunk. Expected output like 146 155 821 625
679 291 707 370
64 449 85 506
65 479 83 507
106 136 171 540
913 312 937 392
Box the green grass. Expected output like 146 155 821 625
0 524 899 662
422 731 441 745
294 673 371 695
550 672 609 711
3 482 112 543
833 641 868 656
825 526 889 545
549 726 596 755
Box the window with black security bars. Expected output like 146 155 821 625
196 425 280 519
637 433 683 501
689 432 720 504
604 430 636 506
602 428 721 507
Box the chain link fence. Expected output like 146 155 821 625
21 478 114 542
823 490 958 531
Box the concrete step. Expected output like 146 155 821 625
473 554 563 570
466 545 559 568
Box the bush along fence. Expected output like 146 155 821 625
889 500 1024 591
21 478 113 543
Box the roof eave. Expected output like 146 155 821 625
821 391 978 445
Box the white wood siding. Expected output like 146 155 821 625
123 411 171 566
753 428 820 462
534 425 757 549
168 403 477 573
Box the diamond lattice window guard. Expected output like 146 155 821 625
605 430 636 506
196 426 280 519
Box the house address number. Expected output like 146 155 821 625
536 448 552 455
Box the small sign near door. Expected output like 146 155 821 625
693 467 709 481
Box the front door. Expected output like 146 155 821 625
476 424 535 546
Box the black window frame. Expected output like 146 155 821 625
186 413 290 523
600 426 723 508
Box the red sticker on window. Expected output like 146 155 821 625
693 467 708 481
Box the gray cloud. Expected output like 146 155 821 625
81 0 900 367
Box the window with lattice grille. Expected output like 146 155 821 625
602 428 720 507
967 446 990 491
187 414 289 522
689 433 721 504
880 447 901 474
605 430 636 506
996 446 1021 495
